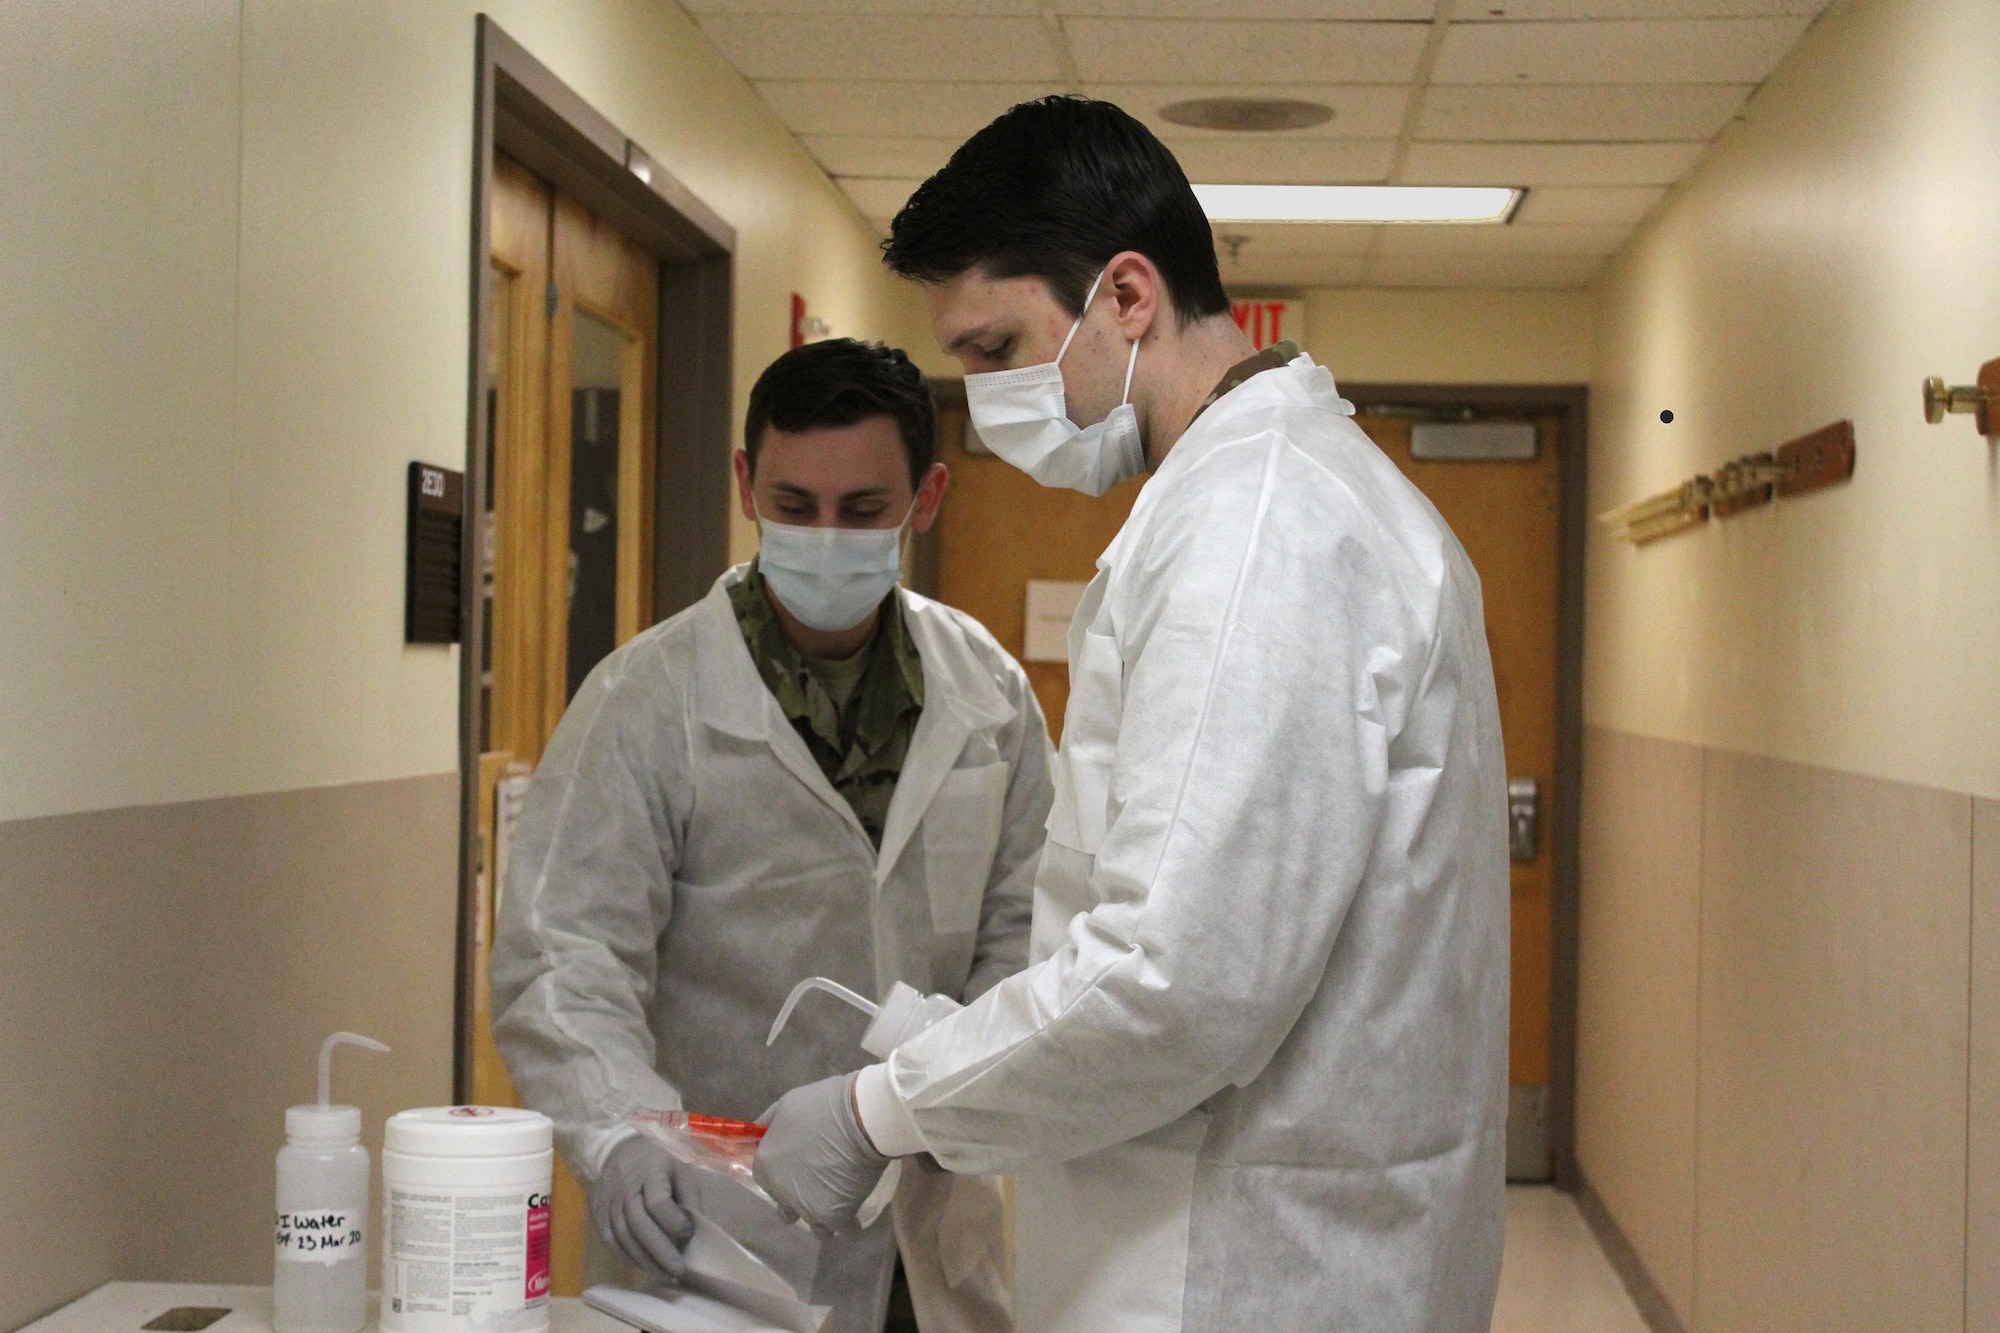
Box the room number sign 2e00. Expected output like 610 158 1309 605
406 461 464 645
275 1209 362 1263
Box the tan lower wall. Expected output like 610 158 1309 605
1974 797 2000 1333
1577 727 1702 1325
0 773 459 1330
1579 726 1993 1332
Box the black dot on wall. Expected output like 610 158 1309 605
1659 410 1675 424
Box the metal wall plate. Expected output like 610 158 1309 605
1411 420 1538 462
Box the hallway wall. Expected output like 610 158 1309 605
1577 0 2000 1327
1304 288 1594 387
0 3 921 1326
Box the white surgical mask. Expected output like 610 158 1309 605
963 267 1143 497
754 500 911 632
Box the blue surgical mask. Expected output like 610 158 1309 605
754 501 912 632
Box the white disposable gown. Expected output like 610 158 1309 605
490 570 1053 1333
874 355 1511 1333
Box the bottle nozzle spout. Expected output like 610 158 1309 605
767 977 879 1047
318 1031 391 1109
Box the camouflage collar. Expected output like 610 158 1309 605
1190 339 1300 425
729 561 924 771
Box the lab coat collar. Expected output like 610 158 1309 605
691 572 774 743
693 570 1012 735
901 593 1015 733
1100 353 1354 573
873 592 1017 884
693 569 1018 878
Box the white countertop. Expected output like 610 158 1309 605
21 1285 630 1333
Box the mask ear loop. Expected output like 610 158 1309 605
1055 267 1111 366
1119 336 1139 407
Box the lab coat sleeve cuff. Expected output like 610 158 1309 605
854 1062 927 1158
581 1121 639 1181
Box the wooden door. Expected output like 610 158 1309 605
1354 410 1561 1179
474 153 659 1294
930 403 1145 740
930 391 1562 1177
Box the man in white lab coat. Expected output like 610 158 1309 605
492 339 1052 1333
753 99 1511 1333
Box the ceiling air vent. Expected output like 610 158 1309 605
1160 98 1333 132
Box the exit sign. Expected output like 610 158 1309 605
1230 298 1304 352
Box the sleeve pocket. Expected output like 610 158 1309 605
921 762 1010 934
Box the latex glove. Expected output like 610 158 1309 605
753 1072 891 1232
590 1135 697 1280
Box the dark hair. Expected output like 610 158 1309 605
883 96 1230 326
744 339 937 488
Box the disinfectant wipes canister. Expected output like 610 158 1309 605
382 1106 555 1333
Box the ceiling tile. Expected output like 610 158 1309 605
1513 184 1666 224
1367 252 1606 287
802 135 960 177
1059 0 1432 15
1086 82 1410 140
837 177 925 219
1063 19 1431 84
684 0 1040 11
1211 223 1381 259
754 81 1065 137
696 14 1063 81
1454 0 1794 15
1417 83 1749 141
1167 137 1397 183
1375 221 1630 255
1433 17 1811 84
1401 140 1705 183
1218 252 1372 288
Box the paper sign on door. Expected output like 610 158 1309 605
1024 581 1090 663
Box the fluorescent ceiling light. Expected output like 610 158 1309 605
1192 184 1522 224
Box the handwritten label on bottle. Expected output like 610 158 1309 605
275 1209 363 1265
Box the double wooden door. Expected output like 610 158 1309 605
930 394 1563 1178
474 153 659 1293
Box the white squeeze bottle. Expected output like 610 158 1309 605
275 1032 390 1333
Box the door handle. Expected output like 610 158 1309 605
1508 777 1539 863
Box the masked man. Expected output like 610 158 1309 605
492 338 1051 1333
754 99 1511 1333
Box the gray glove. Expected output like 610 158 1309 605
753 1072 891 1233
590 1135 697 1280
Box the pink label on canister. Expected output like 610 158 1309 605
525 1193 552 1301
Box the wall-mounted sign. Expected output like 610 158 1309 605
406 462 463 644
1411 420 1539 462
1229 298 1304 352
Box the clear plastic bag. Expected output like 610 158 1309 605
613 1100 770 1197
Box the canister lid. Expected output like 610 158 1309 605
384 1105 552 1157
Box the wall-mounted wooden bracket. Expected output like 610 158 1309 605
1599 420 1855 545
1923 356 2000 435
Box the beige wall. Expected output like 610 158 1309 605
1303 288 1594 386
0 0 920 825
1585 0 2000 800
1577 0 2000 1327
0 3 918 1326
